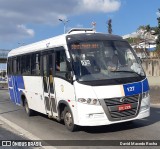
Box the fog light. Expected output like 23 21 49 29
78 98 86 103
89 114 93 118
93 99 97 104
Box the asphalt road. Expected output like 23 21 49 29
0 90 160 149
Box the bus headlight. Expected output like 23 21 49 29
78 98 86 103
142 91 149 98
78 98 100 105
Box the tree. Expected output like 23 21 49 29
156 9 160 45
137 25 147 31
146 25 151 33
137 24 151 38
156 8 160 57
136 25 152 57
107 19 112 34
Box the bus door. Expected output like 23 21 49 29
42 52 57 117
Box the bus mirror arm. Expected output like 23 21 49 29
66 60 74 82
66 59 73 71
65 71 74 83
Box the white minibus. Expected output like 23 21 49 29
7 28 150 131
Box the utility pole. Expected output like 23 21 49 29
59 19 70 33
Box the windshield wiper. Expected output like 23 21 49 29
110 70 142 77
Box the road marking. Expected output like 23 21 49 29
0 115 56 149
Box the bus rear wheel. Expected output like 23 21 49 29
63 107 77 132
24 99 34 116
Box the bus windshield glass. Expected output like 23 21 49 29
69 40 145 82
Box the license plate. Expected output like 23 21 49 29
118 104 132 111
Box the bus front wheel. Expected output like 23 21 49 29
63 107 77 132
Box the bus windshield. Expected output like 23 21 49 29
69 40 145 82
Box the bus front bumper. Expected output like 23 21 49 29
74 96 150 126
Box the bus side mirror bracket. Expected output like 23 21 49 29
66 59 72 71
65 71 74 83
65 59 74 83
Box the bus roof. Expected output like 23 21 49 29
8 28 124 57
66 33 123 44
8 34 67 57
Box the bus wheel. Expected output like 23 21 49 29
24 99 34 116
63 107 77 132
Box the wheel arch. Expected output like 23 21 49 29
57 100 71 121
21 93 26 107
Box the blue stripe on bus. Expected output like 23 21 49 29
142 78 149 92
16 76 25 89
123 82 142 96
8 75 15 102
8 75 25 104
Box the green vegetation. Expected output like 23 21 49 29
126 37 141 44
156 9 160 51
154 8 160 57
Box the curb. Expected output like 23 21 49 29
151 103 160 106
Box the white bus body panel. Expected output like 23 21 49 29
54 78 79 122
74 81 124 99
23 76 46 114
54 78 75 101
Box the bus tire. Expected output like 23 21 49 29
24 99 34 116
63 106 77 132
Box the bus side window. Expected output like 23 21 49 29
7 58 12 75
21 55 26 75
55 49 69 79
17 56 21 75
20 55 31 75
25 55 31 75
13 58 17 75
31 53 40 76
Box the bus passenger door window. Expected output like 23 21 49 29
48 54 54 94
42 55 48 93
42 52 57 117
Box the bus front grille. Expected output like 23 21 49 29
110 108 137 119
103 94 141 121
